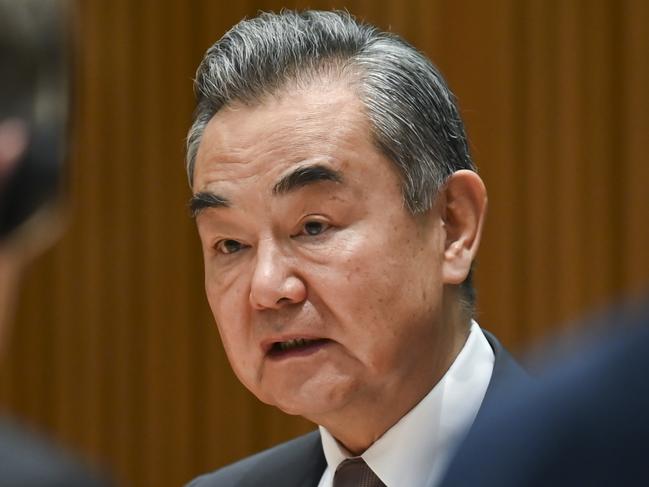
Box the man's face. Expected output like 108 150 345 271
193 84 450 425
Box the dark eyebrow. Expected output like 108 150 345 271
272 164 343 195
189 191 230 217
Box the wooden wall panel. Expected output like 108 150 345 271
0 1 646 486
622 0 649 293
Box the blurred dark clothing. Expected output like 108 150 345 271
440 300 649 487
0 418 108 487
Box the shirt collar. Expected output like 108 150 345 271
319 321 495 487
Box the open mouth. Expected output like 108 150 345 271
267 338 330 358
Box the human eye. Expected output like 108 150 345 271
298 219 331 237
215 239 246 254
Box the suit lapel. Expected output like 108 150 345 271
295 434 327 487
479 329 528 419
238 430 326 487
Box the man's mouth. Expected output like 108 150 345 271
267 338 330 358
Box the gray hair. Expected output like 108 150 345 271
186 9 477 307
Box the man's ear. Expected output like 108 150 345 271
440 170 487 285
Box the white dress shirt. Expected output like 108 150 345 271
317 321 495 487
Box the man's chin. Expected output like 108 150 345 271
260 380 358 420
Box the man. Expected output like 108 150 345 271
440 298 649 487
0 1 107 485
186 10 525 487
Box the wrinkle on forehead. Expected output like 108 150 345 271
193 83 371 192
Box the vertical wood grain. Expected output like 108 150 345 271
621 0 649 295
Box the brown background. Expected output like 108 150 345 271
1 0 647 486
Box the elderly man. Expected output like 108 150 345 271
186 10 524 487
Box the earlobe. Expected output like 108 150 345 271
440 170 487 285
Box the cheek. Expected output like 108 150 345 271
204 256 251 319
340 236 435 305
322 229 443 348
205 273 254 367
210 304 260 392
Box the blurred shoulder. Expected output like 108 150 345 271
0 418 109 487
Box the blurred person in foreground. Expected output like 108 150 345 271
0 0 108 485
185 10 526 487
439 298 649 487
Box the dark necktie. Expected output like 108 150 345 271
333 458 386 487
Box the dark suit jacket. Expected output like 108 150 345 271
187 330 525 487
440 301 649 487
0 418 108 487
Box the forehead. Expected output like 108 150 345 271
193 84 375 190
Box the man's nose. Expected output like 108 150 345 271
249 242 306 310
